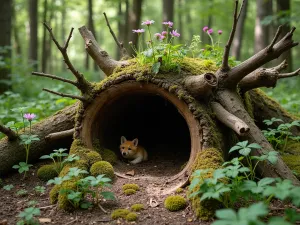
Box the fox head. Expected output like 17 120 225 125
120 136 139 158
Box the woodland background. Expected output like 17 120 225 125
0 0 299 133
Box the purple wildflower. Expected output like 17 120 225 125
203 26 209 32
207 29 213 34
162 21 173 28
160 35 166 40
132 29 145 34
218 30 223 35
24 113 36 121
141 20 155 26
170 30 180 37
154 33 162 40
161 31 167 36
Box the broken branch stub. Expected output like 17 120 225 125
78 26 128 76
0 124 18 141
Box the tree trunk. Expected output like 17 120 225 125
28 0 38 70
0 103 78 174
162 0 174 24
12 0 22 56
201 1 213 45
0 0 12 94
127 0 143 56
255 0 273 53
177 0 183 41
232 0 248 60
276 0 292 71
41 0 48 72
61 0 66 71
117 0 123 60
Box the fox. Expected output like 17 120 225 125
120 136 148 164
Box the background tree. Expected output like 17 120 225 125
29 0 38 70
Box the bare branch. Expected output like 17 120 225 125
267 25 283 52
32 72 78 87
211 101 250 136
183 73 218 97
278 68 300 78
43 88 87 102
103 12 128 58
273 59 288 72
45 128 74 141
43 23 92 93
0 124 18 141
218 26 298 88
237 0 246 21
220 0 245 72
78 26 128 76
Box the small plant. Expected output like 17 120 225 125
16 189 28 197
12 162 33 175
40 148 79 174
34 186 46 195
3 184 14 191
17 207 40 225
27 200 38 207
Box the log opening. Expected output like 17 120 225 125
81 81 202 181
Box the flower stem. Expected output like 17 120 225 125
147 26 155 61
207 32 214 47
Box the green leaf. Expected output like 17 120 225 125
151 62 161 75
248 143 262 149
268 217 293 225
215 209 237 220
258 177 275 187
229 145 241 153
239 147 251 156
101 191 116 200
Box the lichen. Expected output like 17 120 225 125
164 195 187 211
126 212 138 221
124 188 136 195
37 164 58 181
111 208 131 220
130 204 144 212
90 161 115 179
122 183 140 191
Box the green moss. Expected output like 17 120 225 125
58 180 77 211
124 188 136 195
100 149 118 165
126 212 138 221
86 151 102 165
175 188 184 193
122 183 140 191
243 92 254 119
189 148 224 220
164 195 187 211
37 164 58 181
90 161 115 179
180 58 218 75
130 204 144 212
111 208 131 220
284 142 300 154
49 184 61 204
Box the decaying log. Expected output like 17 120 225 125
78 26 128 76
0 124 18 141
45 128 75 142
211 102 249 136
0 103 78 174
183 73 217 97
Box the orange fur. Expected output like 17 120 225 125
120 136 148 164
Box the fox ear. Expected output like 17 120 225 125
121 136 127 144
133 138 138 147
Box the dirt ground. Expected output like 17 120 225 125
0 155 212 225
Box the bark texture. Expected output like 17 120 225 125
0 103 78 174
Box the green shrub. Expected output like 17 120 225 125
164 195 187 212
90 161 115 179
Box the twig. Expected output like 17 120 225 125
98 204 108 214
31 72 78 87
65 217 78 225
103 12 128 58
45 128 75 141
267 25 283 52
278 68 300 78
43 88 87 102
0 124 18 141
39 205 55 209
220 0 245 72
114 172 139 180
273 59 288 72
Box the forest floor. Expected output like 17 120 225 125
0 155 212 225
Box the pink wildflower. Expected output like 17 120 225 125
160 35 166 40
161 31 167 36
203 26 209 32
141 20 155 26
170 30 180 37
24 113 36 121
218 30 223 35
154 33 162 40
132 29 145 34
162 21 173 28
207 28 213 34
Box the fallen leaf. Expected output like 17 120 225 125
125 170 135 176
149 198 159 207
39 218 51 223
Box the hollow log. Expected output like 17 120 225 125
0 103 77 174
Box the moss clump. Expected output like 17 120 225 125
111 208 131 220
37 164 58 181
57 180 77 211
59 160 89 177
126 212 138 221
100 148 117 165
189 148 223 220
90 161 114 179
130 204 144 212
164 195 187 211
124 188 136 195
49 184 61 204
282 155 300 177
86 151 102 165
122 183 139 191
175 188 184 193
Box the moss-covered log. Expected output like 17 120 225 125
0 103 78 174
